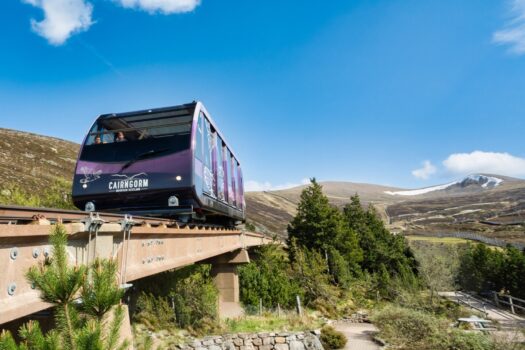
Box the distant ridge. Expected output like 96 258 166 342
246 175 525 242
384 174 509 196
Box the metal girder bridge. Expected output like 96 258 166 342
0 205 272 326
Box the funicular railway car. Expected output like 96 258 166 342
72 101 245 224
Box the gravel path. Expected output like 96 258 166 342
333 323 381 350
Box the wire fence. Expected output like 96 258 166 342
243 296 304 317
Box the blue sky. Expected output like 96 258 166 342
2 0 525 190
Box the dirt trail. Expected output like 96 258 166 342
333 323 381 350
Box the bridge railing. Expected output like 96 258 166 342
455 292 489 317
493 292 525 314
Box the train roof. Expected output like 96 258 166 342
97 101 198 120
95 101 241 163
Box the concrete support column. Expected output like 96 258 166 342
205 249 250 318
211 264 240 303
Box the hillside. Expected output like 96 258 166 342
247 174 525 243
245 181 401 235
0 128 79 191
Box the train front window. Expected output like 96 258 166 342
80 111 193 163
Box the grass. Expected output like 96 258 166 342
406 235 503 251
133 323 187 350
404 236 472 244
224 313 322 334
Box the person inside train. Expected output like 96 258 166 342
115 131 127 142
94 135 103 144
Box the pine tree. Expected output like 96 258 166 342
0 225 128 350
287 179 363 281
238 243 302 308
287 178 336 251
343 195 417 278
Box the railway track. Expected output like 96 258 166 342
0 204 237 232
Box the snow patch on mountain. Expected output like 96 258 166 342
385 175 503 196
385 182 458 196
467 174 503 188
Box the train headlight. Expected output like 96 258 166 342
168 196 179 207
175 175 182 181
85 202 95 212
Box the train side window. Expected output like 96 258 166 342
202 116 214 196
86 124 110 145
215 136 225 201
225 149 233 205
195 113 204 161
237 161 244 210
231 156 237 207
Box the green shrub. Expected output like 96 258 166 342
445 330 492 350
134 292 175 331
289 242 339 313
320 326 347 350
170 265 219 331
371 305 497 350
0 179 76 209
239 243 302 309
371 305 443 347
132 264 219 334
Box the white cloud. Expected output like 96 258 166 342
493 0 525 54
114 0 200 14
443 151 525 177
411 160 437 180
22 0 93 45
245 178 310 192
21 0 200 45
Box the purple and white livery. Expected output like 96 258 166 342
72 101 245 223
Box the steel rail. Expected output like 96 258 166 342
0 204 174 224
0 205 242 234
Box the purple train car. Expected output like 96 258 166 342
72 101 245 223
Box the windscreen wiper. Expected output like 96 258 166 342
120 148 169 171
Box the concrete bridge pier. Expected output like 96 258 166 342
206 249 250 318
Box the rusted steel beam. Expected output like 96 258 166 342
0 213 272 326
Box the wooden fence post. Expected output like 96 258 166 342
296 295 303 316
509 296 515 314
493 292 499 307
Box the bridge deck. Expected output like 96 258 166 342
0 207 271 325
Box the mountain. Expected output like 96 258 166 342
246 175 525 243
384 174 513 197
0 128 79 191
